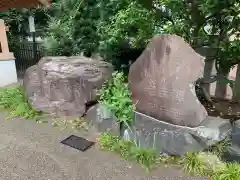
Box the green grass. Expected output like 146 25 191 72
130 146 158 171
99 132 120 151
208 137 232 156
179 152 208 175
0 86 42 120
212 163 240 180
98 133 240 179
99 133 158 171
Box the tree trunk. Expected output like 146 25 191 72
233 63 240 102
215 72 228 100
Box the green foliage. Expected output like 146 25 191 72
44 0 100 56
43 16 74 56
142 0 240 74
130 146 158 171
99 1 156 51
180 152 207 175
99 133 240 178
99 1 156 70
98 132 119 151
44 0 156 70
208 137 232 156
113 140 135 159
0 7 50 46
99 133 158 171
212 163 240 180
0 86 42 120
98 72 135 125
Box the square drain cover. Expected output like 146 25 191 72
61 135 95 152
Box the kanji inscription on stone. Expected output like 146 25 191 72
128 34 208 127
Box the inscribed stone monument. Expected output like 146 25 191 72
128 34 208 127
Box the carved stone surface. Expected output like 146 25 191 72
23 56 113 117
122 111 232 156
128 34 208 127
84 104 120 136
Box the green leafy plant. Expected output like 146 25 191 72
98 72 135 125
212 163 240 180
0 86 42 120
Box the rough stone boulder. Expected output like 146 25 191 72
128 34 208 127
24 56 113 117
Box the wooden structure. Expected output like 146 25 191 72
0 0 50 87
0 0 50 10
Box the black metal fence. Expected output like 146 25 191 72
10 41 45 77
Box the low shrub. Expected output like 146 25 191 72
98 72 135 126
0 86 42 120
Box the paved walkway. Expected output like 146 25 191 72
0 114 198 180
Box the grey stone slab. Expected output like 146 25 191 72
84 104 120 136
222 144 240 163
122 111 232 156
231 120 240 146
223 120 240 162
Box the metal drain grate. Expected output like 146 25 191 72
61 135 95 152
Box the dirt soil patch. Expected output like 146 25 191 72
201 98 240 122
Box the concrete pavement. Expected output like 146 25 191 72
0 113 199 180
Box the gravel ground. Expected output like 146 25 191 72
0 113 208 180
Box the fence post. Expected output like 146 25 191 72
32 32 36 60
29 15 37 60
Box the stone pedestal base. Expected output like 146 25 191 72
123 111 232 156
85 104 120 136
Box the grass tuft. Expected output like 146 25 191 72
0 86 42 120
99 132 120 151
179 152 207 175
113 139 135 159
98 133 158 171
212 163 240 180
130 146 158 171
